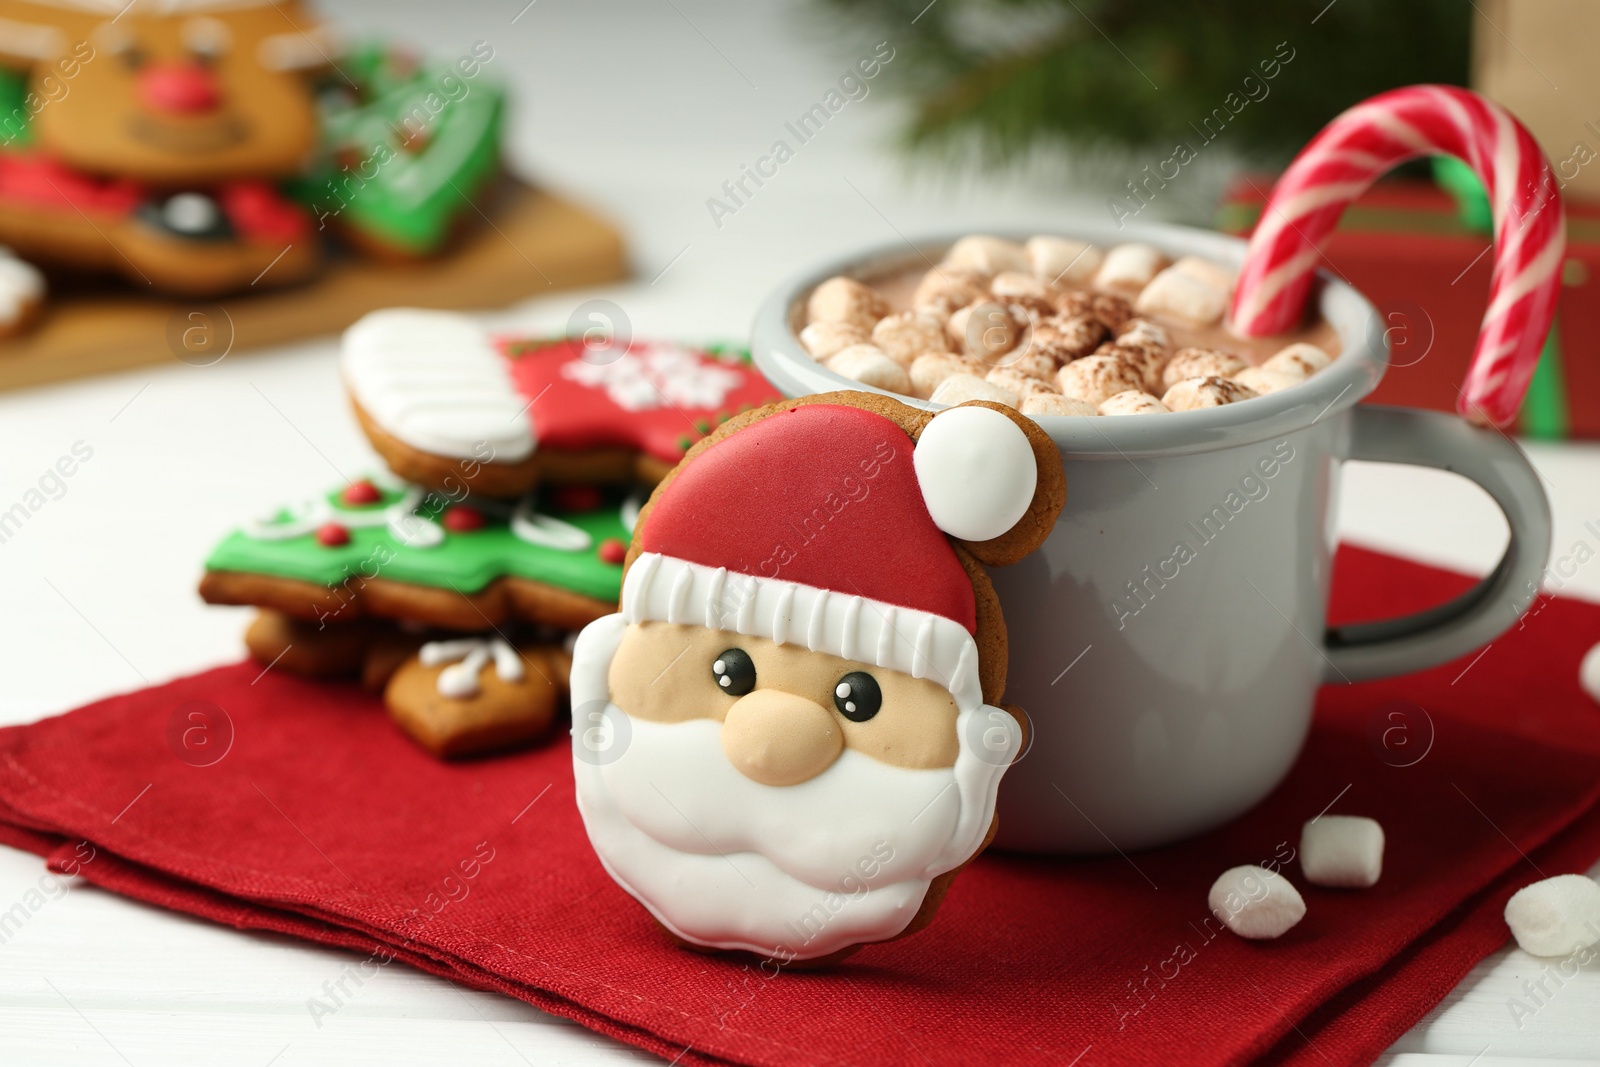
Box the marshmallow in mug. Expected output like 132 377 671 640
801 233 1338 421
1027 235 1102 284
1095 242 1168 291
827 344 910 394
799 321 869 360
1136 264 1229 325
929 372 1018 408
1098 390 1169 417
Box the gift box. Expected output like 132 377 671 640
1218 173 1597 438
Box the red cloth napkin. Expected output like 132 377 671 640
3 546 1600 1067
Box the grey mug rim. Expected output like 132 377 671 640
750 221 1390 458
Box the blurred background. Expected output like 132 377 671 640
5 2 1600 1062
0 0 1536 721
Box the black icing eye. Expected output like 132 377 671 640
833 672 882 722
711 648 756 697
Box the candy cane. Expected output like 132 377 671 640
1230 85 1564 428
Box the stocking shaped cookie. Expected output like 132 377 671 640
341 308 780 497
569 392 1065 964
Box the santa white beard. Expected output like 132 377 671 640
569 614 1013 961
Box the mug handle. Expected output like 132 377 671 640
1322 404 1551 683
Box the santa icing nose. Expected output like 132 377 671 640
720 686 844 785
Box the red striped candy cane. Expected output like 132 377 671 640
1230 85 1564 428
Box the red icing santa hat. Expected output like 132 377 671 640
625 402 1039 711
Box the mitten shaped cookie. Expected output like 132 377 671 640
568 391 1065 964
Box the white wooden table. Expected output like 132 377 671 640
2 2 1598 1063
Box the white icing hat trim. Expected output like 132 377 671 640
913 405 1037 543
340 308 535 464
622 553 985 715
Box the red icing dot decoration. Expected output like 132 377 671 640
552 485 603 513
315 523 350 547
341 479 382 505
443 506 486 532
598 537 626 565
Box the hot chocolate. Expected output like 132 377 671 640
797 234 1340 419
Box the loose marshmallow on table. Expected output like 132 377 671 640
1580 641 1600 704
942 234 1028 275
1135 265 1229 325
930 372 1019 408
1094 242 1168 291
800 321 869 360
807 276 889 332
1209 865 1306 939
1300 816 1384 888
1027 236 1103 285
827 344 911 394
1504 874 1600 956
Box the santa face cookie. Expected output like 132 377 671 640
340 309 781 498
569 393 1065 963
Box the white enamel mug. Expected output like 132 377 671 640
750 222 1550 854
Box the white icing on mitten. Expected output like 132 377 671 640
341 308 534 462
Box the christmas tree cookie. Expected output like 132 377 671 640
200 476 635 631
569 392 1066 964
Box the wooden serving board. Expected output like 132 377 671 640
0 179 627 392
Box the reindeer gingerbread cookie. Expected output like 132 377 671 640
569 391 1066 964
0 0 503 335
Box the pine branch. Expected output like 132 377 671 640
815 0 1471 166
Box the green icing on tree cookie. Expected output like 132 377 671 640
288 42 505 256
205 480 631 602
0 68 33 150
